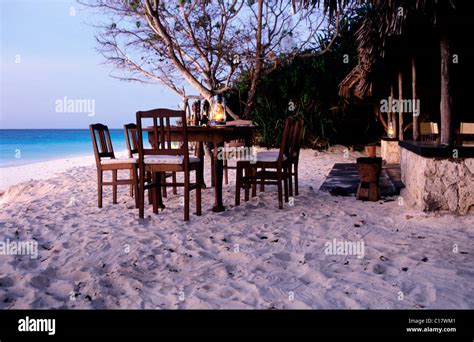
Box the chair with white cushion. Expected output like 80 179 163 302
124 123 177 198
235 117 293 209
136 109 202 221
420 122 439 142
89 123 138 208
460 122 474 147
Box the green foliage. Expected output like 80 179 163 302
227 10 363 149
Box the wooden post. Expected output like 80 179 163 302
440 31 453 145
412 57 420 141
390 84 396 138
398 71 403 141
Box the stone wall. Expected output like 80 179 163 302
381 139 400 164
400 147 474 214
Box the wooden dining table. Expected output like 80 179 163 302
147 124 256 212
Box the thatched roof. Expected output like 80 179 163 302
338 66 372 99
296 1 463 101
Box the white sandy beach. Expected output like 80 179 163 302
0 146 473 309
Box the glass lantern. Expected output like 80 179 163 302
210 94 226 126
387 120 395 138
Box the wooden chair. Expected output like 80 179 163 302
223 119 253 185
258 118 304 196
124 123 177 198
460 122 474 146
287 118 305 196
420 122 439 142
136 109 203 221
89 124 138 208
235 117 294 209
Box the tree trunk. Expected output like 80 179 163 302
375 105 388 131
390 84 397 138
440 31 453 145
412 57 419 141
243 0 264 118
225 105 239 120
398 70 403 141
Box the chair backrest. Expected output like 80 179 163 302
124 123 138 158
289 118 304 162
460 122 474 134
277 117 295 164
420 122 439 135
136 108 190 165
420 122 439 142
89 123 115 166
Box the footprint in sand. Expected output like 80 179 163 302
373 264 386 274
0 276 15 288
0 294 16 308
274 252 292 262
30 274 51 289
219 288 234 299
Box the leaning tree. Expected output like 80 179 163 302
84 0 338 119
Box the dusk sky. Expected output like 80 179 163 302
0 0 183 129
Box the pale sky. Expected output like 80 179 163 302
0 0 183 129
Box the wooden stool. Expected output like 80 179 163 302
356 157 382 201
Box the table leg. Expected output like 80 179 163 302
197 142 207 189
212 141 225 212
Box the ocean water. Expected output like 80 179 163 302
0 129 128 167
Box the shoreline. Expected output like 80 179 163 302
0 150 128 190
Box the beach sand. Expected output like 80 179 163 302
0 146 473 309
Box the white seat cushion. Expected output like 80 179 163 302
101 158 137 165
143 155 200 164
255 151 287 162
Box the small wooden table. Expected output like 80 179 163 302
147 125 255 212
356 157 382 201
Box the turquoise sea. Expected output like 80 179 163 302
0 129 128 167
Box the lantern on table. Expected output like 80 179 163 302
387 121 395 138
210 94 226 126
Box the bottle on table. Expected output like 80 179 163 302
201 100 210 127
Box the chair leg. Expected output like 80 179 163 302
260 167 265 192
277 170 283 209
157 173 165 209
112 170 118 204
294 162 299 196
184 172 190 221
224 158 229 185
288 165 293 197
132 166 139 209
251 167 257 197
210 152 215 187
235 163 243 206
139 168 145 218
152 172 158 214
172 172 177 195
162 174 168 198
244 165 250 202
283 167 289 203
97 170 103 208
196 167 202 216
144 171 152 205
129 169 134 197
